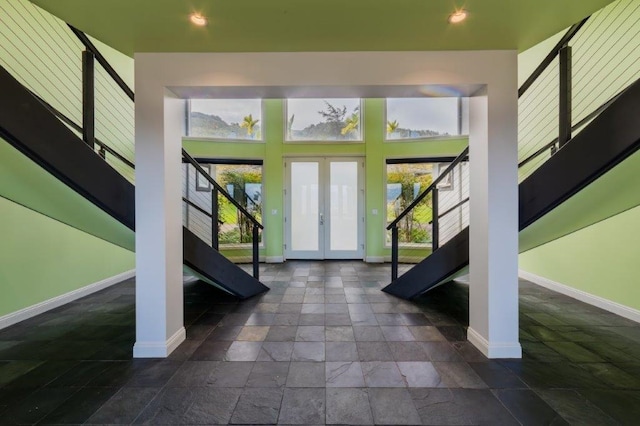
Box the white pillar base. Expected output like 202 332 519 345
467 327 522 359
133 327 186 358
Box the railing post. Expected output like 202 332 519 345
559 43 572 149
211 187 219 250
391 226 399 281
252 225 259 280
82 50 95 149
432 188 439 250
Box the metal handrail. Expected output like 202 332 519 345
68 25 135 102
182 149 264 229
518 17 590 98
387 146 469 230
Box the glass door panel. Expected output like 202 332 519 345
327 161 360 256
285 158 363 260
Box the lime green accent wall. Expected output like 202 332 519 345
0 196 134 317
520 204 640 312
184 99 467 260
0 138 135 251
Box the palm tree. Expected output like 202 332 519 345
240 114 259 137
341 112 359 136
387 120 399 134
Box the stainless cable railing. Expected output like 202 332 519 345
518 0 640 181
387 0 640 282
387 147 469 281
182 150 263 279
0 0 135 182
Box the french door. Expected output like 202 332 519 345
284 158 364 259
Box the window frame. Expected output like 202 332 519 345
284 98 365 144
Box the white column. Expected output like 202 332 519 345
467 61 522 358
133 80 185 358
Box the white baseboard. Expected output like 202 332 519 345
467 327 522 359
266 256 284 263
365 256 385 263
133 327 186 358
519 269 640 324
0 269 135 331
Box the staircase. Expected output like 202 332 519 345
384 2 640 299
0 60 268 300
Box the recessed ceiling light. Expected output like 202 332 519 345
448 9 468 24
190 13 208 27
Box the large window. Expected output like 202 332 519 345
386 98 467 141
286 98 362 142
187 99 263 141
386 162 434 246
183 161 263 248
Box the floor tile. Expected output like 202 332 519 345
410 388 520 425
494 389 569 426
257 342 294 361
361 361 405 387
237 326 270 341
87 387 160 425
325 361 365 387
224 341 262 361
266 326 297 342
326 388 373 425
286 362 326 387
433 362 488 389
397 361 444 387
247 362 289 387
325 326 355 342
230 387 283 424
279 388 326 424
357 341 394 361
368 388 422 425
296 326 325 342
292 342 325 361
326 342 359 361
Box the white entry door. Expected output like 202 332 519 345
285 158 364 259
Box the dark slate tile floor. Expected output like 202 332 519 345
0 261 639 424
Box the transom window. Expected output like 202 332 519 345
385 98 468 141
187 99 263 141
286 98 363 142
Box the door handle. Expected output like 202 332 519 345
319 213 324 225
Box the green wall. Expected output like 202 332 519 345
183 99 467 261
520 204 640 312
518 0 640 314
0 196 134 318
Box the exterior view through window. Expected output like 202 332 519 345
183 162 263 250
286 98 362 141
386 97 465 140
188 99 263 140
386 162 434 246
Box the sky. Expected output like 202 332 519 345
386 98 459 134
287 98 361 129
190 99 262 124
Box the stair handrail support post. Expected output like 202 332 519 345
391 225 399 281
559 43 573 149
432 188 439 250
211 186 219 250
82 50 95 149
252 225 259 280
